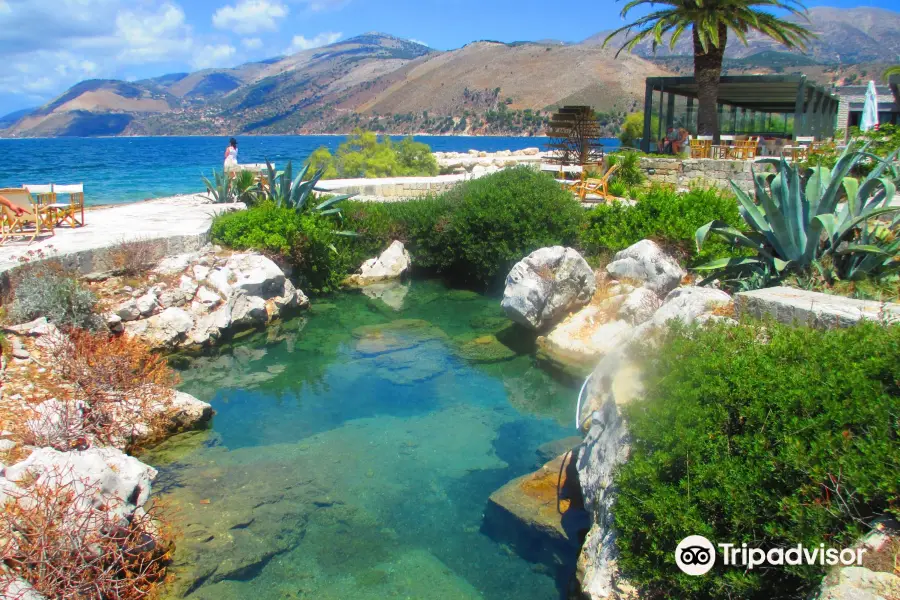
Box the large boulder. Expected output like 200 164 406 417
229 291 268 328
537 307 634 376
345 240 411 286
646 286 732 328
125 307 194 349
501 246 596 330
817 567 900 600
606 240 685 296
4 447 156 524
225 253 286 298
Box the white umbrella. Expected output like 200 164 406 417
860 80 879 132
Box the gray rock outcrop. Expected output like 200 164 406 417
109 247 308 350
502 246 596 330
606 240 685 296
344 240 412 286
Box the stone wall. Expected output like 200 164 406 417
316 174 467 200
736 287 900 327
639 157 773 193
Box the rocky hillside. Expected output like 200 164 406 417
4 6 897 138
1 33 664 138
588 6 900 64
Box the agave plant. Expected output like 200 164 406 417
695 146 900 285
264 159 355 216
201 170 234 203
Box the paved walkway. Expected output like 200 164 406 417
0 194 241 274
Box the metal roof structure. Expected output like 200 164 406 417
640 74 840 151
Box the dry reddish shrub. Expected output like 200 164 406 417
0 467 173 599
32 331 180 451
108 238 160 277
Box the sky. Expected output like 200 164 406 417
0 0 895 115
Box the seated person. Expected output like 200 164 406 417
0 194 27 217
672 128 690 155
659 127 678 154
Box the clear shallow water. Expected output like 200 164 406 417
0 135 618 206
145 281 578 600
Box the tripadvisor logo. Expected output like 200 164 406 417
675 536 866 576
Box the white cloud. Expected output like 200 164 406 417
409 39 429 47
192 44 237 70
286 31 342 53
242 37 264 49
213 0 288 35
303 0 350 12
114 3 194 64
0 0 250 111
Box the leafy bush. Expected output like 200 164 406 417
210 202 300 257
442 166 584 286
310 129 439 179
7 262 100 330
607 150 645 187
615 320 900 599
580 186 744 265
341 195 457 274
291 213 355 295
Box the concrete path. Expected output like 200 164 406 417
0 194 242 275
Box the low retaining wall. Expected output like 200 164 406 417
735 287 900 327
316 174 467 200
639 157 773 193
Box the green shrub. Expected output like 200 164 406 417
615 320 900 599
291 213 353 295
607 151 645 188
210 202 300 257
341 195 457 273
580 186 744 265
443 166 584 286
8 262 100 330
310 129 439 179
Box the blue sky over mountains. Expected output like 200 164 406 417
0 0 896 114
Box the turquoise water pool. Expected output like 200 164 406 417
145 280 579 600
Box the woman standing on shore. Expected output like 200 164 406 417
224 138 239 170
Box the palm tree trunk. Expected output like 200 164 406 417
693 23 728 143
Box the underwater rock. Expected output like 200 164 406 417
345 240 411 286
455 334 517 363
361 280 410 311
501 246 596 331
536 436 585 464
483 452 588 568
352 319 448 356
605 240 684 296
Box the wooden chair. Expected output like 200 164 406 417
0 187 54 244
690 138 712 158
51 184 85 227
579 163 621 202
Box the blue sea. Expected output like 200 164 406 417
0 135 620 206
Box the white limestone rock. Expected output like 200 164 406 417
617 287 662 326
229 291 268 327
135 291 159 317
25 398 83 450
649 286 732 327
162 391 214 431
106 313 124 333
4 447 156 525
153 252 199 276
345 241 411 286
224 253 286 298
537 306 634 375
192 264 211 282
187 304 232 347
501 246 596 330
817 567 900 600
114 299 141 322
125 307 194 349
195 286 222 309
605 240 685 296
4 317 54 336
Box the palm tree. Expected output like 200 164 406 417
604 0 813 141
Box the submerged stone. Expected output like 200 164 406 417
455 334 517 363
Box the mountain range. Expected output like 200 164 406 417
2 6 898 138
